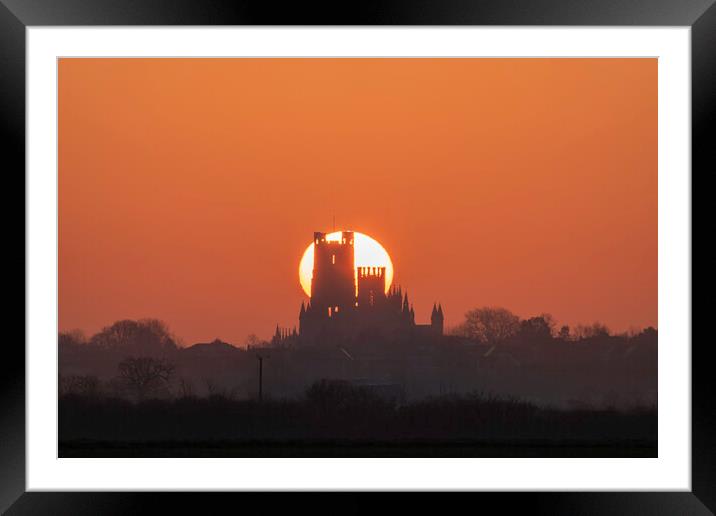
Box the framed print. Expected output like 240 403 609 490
3 0 712 513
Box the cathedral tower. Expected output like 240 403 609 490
310 231 355 317
287 230 444 346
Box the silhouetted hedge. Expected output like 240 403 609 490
59 383 656 444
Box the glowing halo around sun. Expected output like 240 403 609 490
299 231 394 297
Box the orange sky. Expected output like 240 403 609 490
59 58 657 345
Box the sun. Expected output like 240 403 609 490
299 231 394 297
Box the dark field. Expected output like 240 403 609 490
59 439 657 458
59 388 657 458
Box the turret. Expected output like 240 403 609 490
431 302 444 335
357 266 386 308
388 284 402 311
271 324 282 346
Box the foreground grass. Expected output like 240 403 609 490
59 392 656 457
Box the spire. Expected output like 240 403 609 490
299 302 306 318
402 293 409 312
431 303 438 317
432 303 444 336
275 324 281 338
390 286 401 310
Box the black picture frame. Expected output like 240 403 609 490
2 0 711 513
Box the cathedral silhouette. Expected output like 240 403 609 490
273 230 443 346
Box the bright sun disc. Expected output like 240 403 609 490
299 231 394 297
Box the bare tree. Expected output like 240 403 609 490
58 329 87 349
204 378 218 396
244 333 262 349
59 374 100 397
519 316 553 342
91 319 178 356
460 307 520 344
573 322 611 340
558 325 571 340
538 313 557 336
178 377 194 398
117 356 175 400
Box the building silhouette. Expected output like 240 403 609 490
274 230 443 346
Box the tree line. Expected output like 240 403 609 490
451 307 653 344
59 310 657 404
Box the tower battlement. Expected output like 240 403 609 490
314 231 354 246
357 266 385 278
